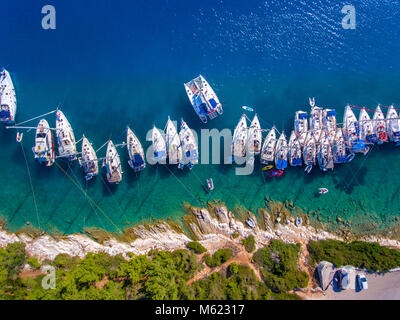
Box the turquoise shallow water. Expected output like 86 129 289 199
1 1 400 234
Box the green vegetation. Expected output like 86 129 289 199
27 257 40 269
253 240 309 293
308 239 400 272
203 249 233 267
186 241 207 254
242 236 255 253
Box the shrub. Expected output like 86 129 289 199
187 241 207 254
203 249 233 267
242 236 256 253
27 257 40 270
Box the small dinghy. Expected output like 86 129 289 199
0 69 17 125
152 125 167 163
288 131 302 167
16 132 23 143
260 126 277 164
275 132 288 170
32 119 55 167
242 106 254 112
104 140 122 184
343 105 366 153
323 109 337 144
79 135 99 181
55 110 77 160
333 128 347 164
206 178 214 191
262 165 274 171
232 114 248 162
310 104 324 143
165 117 184 169
184 75 222 123
359 108 377 144
319 188 329 194
179 119 198 170
373 105 388 144
266 169 283 178
386 105 400 144
126 127 145 172
303 131 316 174
295 217 302 227
246 217 256 229
247 114 262 156
317 131 334 171
294 111 308 147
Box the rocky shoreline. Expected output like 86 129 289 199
1 202 400 262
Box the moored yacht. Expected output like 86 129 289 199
126 127 145 172
274 132 288 170
303 131 316 174
310 104 324 143
323 109 337 144
152 125 167 163
333 128 347 164
79 135 99 181
165 117 184 169
288 130 302 167
247 114 262 156
373 105 388 144
55 109 77 160
179 119 198 170
386 105 400 143
104 140 122 184
0 69 17 124
260 126 276 164
343 105 366 153
232 114 248 162
317 131 334 171
359 108 377 144
32 119 55 167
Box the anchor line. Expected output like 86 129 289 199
54 161 122 233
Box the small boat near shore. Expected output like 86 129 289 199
333 128 347 164
165 117 184 169
317 131 334 171
126 127 145 172
232 114 248 162
288 131 302 167
55 110 77 160
32 119 55 167
260 127 276 164
206 178 214 191
152 125 167 163
303 132 316 173
79 135 99 181
373 105 388 144
0 69 17 125
104 140 122 184
386 105 400 143
275 132 288 170
359 108 377 144
247 114 262 156
179 119 198 169
184 75 222 123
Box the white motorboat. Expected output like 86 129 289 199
184 75 223 123
78 135 99 181
260 126 276 164
274 132 288 170
104 140 122 184
152 125 167 163
373 105 388 144
55 109 77 160
232 114 248 162
359 108 377 144
247 114 262 156
179 119 198 170
386 105 400 143
0 69 17 124
127 127 145 172
165 117 184 169
303 131 316 173
288 130 302 167
32 119 55 167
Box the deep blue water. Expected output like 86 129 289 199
1 0 400 234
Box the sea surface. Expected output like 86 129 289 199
1 0 400 234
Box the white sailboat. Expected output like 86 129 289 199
373 105 388 144
152 125 167 163
165 117 184 169
294 110 308 146
322 109 337 144
333 128 347 164
79 135 99 181
310 105 324 143
32 119 55 167
179 119 198 170
55 110 77 160
343 105 365 153
260 126 276 164
303 131 316 173
386 105 400 143
232 114 248 162
104 140 122 184
288 130 302 167
358 108 376 144
317 131 334 171
274 132 288 170
247 114 262 156
0 69 17 124
127 127 145 172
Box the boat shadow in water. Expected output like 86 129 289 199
332 165 368 195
